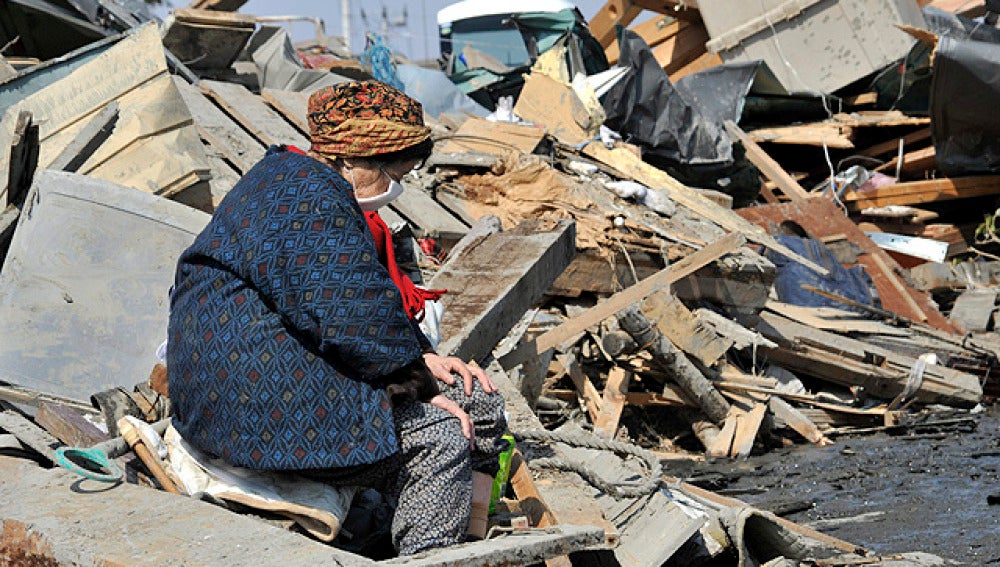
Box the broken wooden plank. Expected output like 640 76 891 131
174 77 265 173
724 120 810 201
199 79 309 148
765 301 912 336
430 219 575 363
859 126 931 158
641 288 733 366
874 145 936 177
47 102 119 173
261 88 310 135
706 407 738 458
558 353 603 422
842 175 1000 210
501 232 745 370
768 396 832 446
729 395 768 459
757 310 982 408
594 367 631 439
35 402 110 448
747 122 854 149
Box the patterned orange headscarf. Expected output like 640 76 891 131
308 81 432 158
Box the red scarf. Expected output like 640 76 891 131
288 146 446 321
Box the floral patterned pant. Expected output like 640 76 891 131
304 381 508 555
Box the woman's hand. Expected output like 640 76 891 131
422 353 497 396
429 394 473 448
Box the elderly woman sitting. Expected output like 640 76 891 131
167 81 507 556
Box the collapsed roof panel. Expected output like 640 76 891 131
0 170 208 403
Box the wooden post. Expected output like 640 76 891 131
594 367 631 439
618 305 731 423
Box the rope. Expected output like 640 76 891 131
512 429 663 499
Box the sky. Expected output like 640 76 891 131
159 0 610 61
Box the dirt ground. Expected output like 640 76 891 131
668 405 1000 565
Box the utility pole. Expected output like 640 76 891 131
342 0 351 52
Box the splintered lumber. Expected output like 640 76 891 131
431 219 575 363
757 311 982 408
174 77 265 173
261 89 310 134
724 121 810 201
557 353 603 422
706 408 738 457
746 122 854 149
768 396 832 446
842 176 1000 210
618 305 731 423
641 288 732 366
590 0 700 48
47 102 119 173
199 80 309 148
0 411 61 462
582 143 828 275
729 394 769 459
594 367 631 439
501 232 746 369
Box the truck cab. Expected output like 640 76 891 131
437 0 608 109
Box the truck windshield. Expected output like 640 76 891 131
441 15 531 68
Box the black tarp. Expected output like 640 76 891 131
601 28 768 206
931 34 1000 176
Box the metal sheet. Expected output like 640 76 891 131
0 170 208 402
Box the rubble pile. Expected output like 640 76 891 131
0 0 998 565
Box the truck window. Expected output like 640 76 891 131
440 15 531 68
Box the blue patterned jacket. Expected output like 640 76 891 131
168 148 422 470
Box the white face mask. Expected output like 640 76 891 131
355 168 404 212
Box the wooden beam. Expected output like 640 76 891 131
199 80 309 148
859 127 931 158
768 396 832 446
842 175 1000 210
47 102 119 173
260 89 310 135
589 0 646 48
706 407 738 458
874 145 936 176
174 77 265 174
594 367 631 439
758 311 982 408
431 219 575 363
501 232 745 370
35 402 111 448
557 353 603 422
729 396 768 459
724 121 811 201
389 182 470 244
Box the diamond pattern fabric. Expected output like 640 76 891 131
168 148 421 470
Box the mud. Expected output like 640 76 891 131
670 406 1000 565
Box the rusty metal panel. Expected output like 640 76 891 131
736 198 957 332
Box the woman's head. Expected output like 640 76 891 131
307 81 433 203
308 81 432 167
